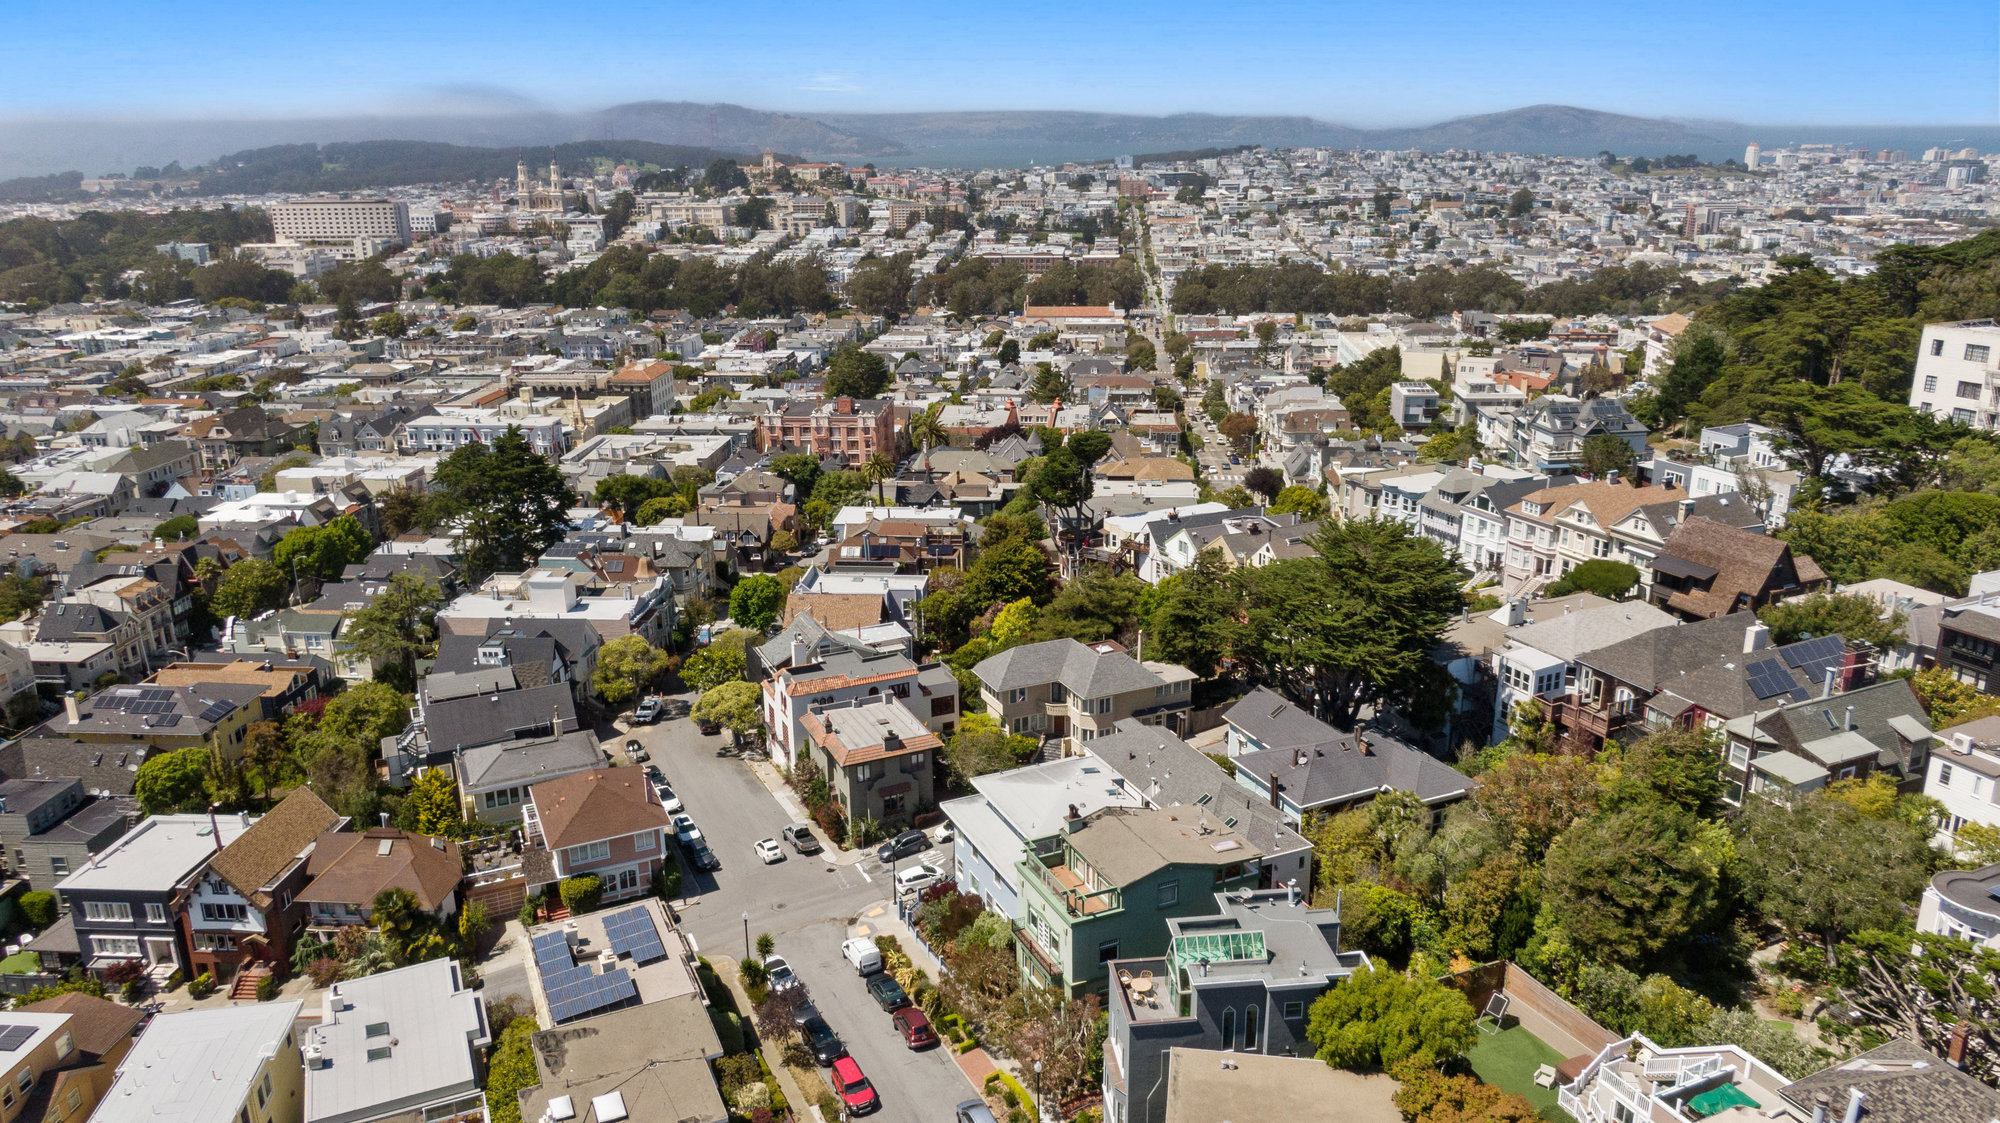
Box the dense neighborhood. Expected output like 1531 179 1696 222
0 134 1998 1123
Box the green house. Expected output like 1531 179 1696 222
1015 805 1263 997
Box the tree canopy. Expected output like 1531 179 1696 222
429 427 573 578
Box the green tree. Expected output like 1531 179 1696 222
1145 553 1242 679
1305 962 1478 1070
484 1019 540 1123
1757 591 1905 650
1267 485 1329 520
844 254 913 318
274 514 375 581
338 573 444 690
402 769 465 837
155 515 199 541
134 746 212 813
1578 433 1636 480
594 473 674 517
429 427 573 578
1389 1058 1539 1123
1540 804 1720 969
1507 188 1535 217
370 310 407 339
211 558 289 620
1544 559 1641 599
769 452 823 495
692 680 762 740
1237 518 1462 729
1035 566 1145 644
593 634 677 704
728 574 787 631
681 643 747 693
997 339 1020 365
822 345 892 399
1734 792 1932 963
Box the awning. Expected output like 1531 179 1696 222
1652 553 1719 581
1685 1081 1760 1116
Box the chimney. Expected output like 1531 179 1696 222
1845 705 1855 731
1822 668 1836 699
1268 772 1281 810
520 387 533 405
837 396 854 415
1743 622 1771 653
1950 1020 1972 1068
1810 1095 1829 1123
791 636 811 668
1287 878 1299 906
63 693 80 724
379 812 390 828
1842 1089 1864 1123
1678 498 1695 521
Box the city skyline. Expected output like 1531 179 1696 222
5 0 1996 126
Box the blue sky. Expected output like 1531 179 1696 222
5 0 1995 124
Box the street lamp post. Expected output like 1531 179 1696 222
741 911 750 962
1033 1060 1043 1123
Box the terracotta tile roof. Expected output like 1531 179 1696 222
783 593 887 633
19 992 144 1060
299 828 463 913
801 702 943 769
529 767 670 852
208 788 341 909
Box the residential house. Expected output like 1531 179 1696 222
1103 891 1371 1123
1222 688 1470 825
182 789 343 984
756 397 895 466
180 405 313 472
297 828 462 934
301 958 491 1123
942 755 1146 921
1499 479 1686 596
754 615 958 772
974 638 1194 754
0 780 131 888
38 682 263 764
54 812 254 982
798 696 941 828
1921 715 2000 855
1920 860 2000 947
1556 1033 1795 1123
1645 516 1826 621
1934 598 2000 693
0 1009 126 1123
1779 1037 2000 1123
1014 805 1262 997
455 731 605 826
826 517 966 572
1605 493 1767 576
92 1002 306 1123
522 768 672 904
1720 678 1933 806
15 993 145 1123
1495 395 1648 473
1157 1050 1398 1123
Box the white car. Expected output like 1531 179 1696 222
894 863 945 895
653 778 683 814
764 954 802 992
754 838 785 864
672 814 702 845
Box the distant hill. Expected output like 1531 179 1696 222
5 102 2000 180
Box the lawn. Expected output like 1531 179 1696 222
1466 1024 1576 1123
0 950 40 975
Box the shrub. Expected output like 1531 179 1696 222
710 1008 745 1055
716 1054 763 1096
17 891 56 930
559 875 602 915
101 960 144 986
120 979 144 1003
518 897 540 929
485 1019 540 1123
731 1084 770 1117
739 958 769 990
1773 987 1808 1019
256 974 278 1002
818 1094 842 1122
188 972 217 999
306 957 344 987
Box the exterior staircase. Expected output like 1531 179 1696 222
230 966 271 1001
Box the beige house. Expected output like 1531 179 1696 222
973 638 1195 754
94 1002 306 1123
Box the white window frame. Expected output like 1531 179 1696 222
83 901 132 923
144 902 167 924
566 839 611 865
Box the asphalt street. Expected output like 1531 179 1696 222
612 695 972 1123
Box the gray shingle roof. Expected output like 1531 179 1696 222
973 638 1163 698
1225 687 1470 807
1781 1037 2000 1123
423 682 579 752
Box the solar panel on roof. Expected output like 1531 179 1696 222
198 702 235 723
0 1026 36 1051
1779 634 1844 670
153 714 180 728
1746 658 1796 700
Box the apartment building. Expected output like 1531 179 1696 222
754 614 959 772
396 404 569 458
798 695 942 827
974 638 1195 753
1910 319 2000 429
0 779 130 886
756 396 895 466
302 959 490 1123
56 813 254 981
271 198 413 258
1499 478 1685 594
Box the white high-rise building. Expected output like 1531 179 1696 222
270 197 412 259
1743 142 1760 169
1910 320 2000 430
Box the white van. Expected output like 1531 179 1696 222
841 936 883 975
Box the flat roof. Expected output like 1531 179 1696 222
96 1002 305 1123
304 958 487 1123
1164 1048 1400 1123
56 813 253 893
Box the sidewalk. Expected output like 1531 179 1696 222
742 757 873 867
713 954 816 1117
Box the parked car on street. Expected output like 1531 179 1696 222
796 1005 845 1064
633 697 664 724
956 1101 999 1123
696 717 722 735
894 863 944 895
876 830 927 863
764 954 801 992
623 738 649 763
841 937 883 975
865 972 909 1011
755 838 785 864
891 1006 938 1049
782 823 822 854
830 1057 879 1116
672 814 701 845
652 777 682 814
684 837 720 871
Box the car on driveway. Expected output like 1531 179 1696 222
781 823 822 854
876 830 927 863
754 838 785 864
623 738 649 764
796 1005 844 1064
830 1057 879 1116
764 954 802 992
891 1006 938 1049
633 697 664 724
842 937 883 975
894 863 944 895
865 972 909 1011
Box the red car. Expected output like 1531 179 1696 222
830 1056 880 1115
891 1006 939 1050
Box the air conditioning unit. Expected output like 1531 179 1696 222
1953 733 1975 756
303 1041 328 1070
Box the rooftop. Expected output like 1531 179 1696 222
95 1002 305 1123
1163 1048 1399 1123
303 958 488 1123
57 812 254 894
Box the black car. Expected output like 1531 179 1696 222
876 830 927 864
685 838 721 871
865 971 910 1012
796 1007 845 1064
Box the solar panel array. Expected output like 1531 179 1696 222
1745 658 1805 701
533 929 639 1022
197 701 236 723
0 1026 36 1052
531 930 572 972
1779 635 1847 687
602 908 668 965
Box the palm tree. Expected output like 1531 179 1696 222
909 403 947 454
862 453 895 506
